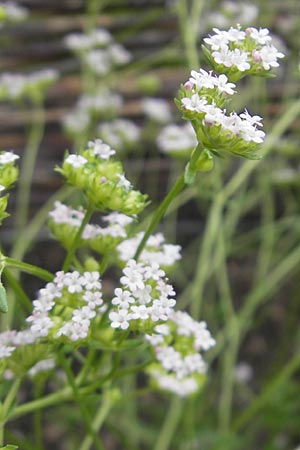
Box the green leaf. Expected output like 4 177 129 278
184 162 196 185
0 445 18 450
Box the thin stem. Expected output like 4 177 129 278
8 387 73 420
78 389 116 450
0 378 22 445
58 354 104 450
3 257 53 282
14 97 45 231
153 397 184 450
62 205 94 271
134 174 185 261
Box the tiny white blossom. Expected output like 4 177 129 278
88 139 116 160
65 154 87 168
0 151 19 165
109 309 131 329
116 173 131 191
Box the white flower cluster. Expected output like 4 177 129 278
84 44 131 76
0 271 104 363
204 26 284 72
28 271 103 342
157 122 197 156
181 68 265 144
62 91 123 135
65 139 117 168
0 69 58 100
98 119 140 151
83 211 134 240
0 1 29 22
64 28 112 52
49 201 85 227
117 232 181 268
141 98 172 124
28 358 56 377
146 311 215 396
204 1 258 28
48 202 134 253
0 151 19 165
109 259 177 331
65 28 131 76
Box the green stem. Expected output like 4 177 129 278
134 174 185 261
153 397 184 450
3 257 53 282
58 354 104 450
0 378 22 445
3 268 32 312
177 0 202 69
62 205 94 271
14 97 45 231
78 389 116 450
8 387 73 420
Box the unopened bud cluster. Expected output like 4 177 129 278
58 139 147 215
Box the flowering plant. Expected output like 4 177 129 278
0 11 292 450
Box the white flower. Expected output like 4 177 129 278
230 48 251 71
130 304 149 320
83 291 103 308
120 260 145 291
84 49 111 76
116 173 131 191
80 271 101 290
0 185 5 192
226 26 246 42
157 122 197 154
65 154 87 168
112 288 134 308
109 309 131 329
181 94 207 112
246 27 272 45
28 359 55 377
189 69 215 90
0 151 19 165
141 98 172 124
204 28 229 50
214 74 236 95
88 139 116 160
212 44 233 67
29 315 53 337
0 345 16 358
258 45 285 70
109 44 132 65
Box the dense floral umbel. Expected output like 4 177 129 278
0 270 105 376
145 311 215 396
203 25 284 81
57 139 147 215
48 201 134 253
109 259 177 332
178 68 265 160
